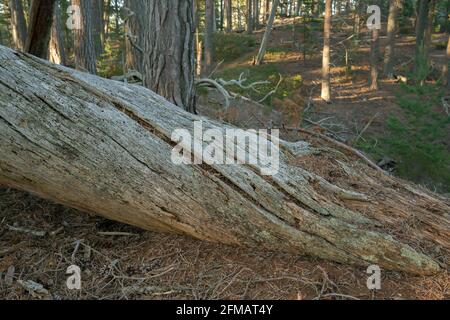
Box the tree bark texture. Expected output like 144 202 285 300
225 0 233 32
9 0 28 51
71 0 97 74
414 0 430 73
125 0 196 113
0 45 449 275
383 0 399 78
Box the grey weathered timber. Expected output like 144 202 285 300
0 45 448 275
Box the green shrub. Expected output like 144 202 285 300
211 33 256 62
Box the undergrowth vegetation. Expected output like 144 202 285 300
359 81 450 193
216 63 303 107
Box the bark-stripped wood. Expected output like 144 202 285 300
0 45 449 275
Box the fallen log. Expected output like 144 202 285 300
0 45 448 275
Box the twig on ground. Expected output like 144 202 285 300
282 127 385 174
353 112 379 144
257 73 283 103
442 97 449 115
97 231 139 237
6 225 46 237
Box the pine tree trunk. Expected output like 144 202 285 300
124 0 144 74
254 0 260 29
205 0 215 75
125 0 196 113
225 0 233 32
255 0 279 65
424 0 436 60
195 0 203 77
414 0 430 74
265 0 271 21
383 0 399 78
48 2 66 66
321 0 331 102
370 27 380 91
9 0 28 51
295 0 302 16
71 0 97 74
103 0 111 40
1 45 448 275
247 0 254 34
92 0 104 57
25 0 56 59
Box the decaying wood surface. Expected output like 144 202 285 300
0 45 449 275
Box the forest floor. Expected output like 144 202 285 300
0 17 449 300
0 188 448 300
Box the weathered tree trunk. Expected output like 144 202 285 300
125 0 196 113
0 45 449 275
26 0 56 59
71 0 97 74
255 0 279 65
9 0 28 51
383 0 399 78
205 0 215 76
321 0 331 102
48 2 66 66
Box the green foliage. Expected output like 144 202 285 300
97 41 124 79
212 33 256 62
434 41 448 50
264 46 296 61
360 83 450 192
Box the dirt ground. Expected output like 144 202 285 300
0 188 448 300
0 18 449 300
